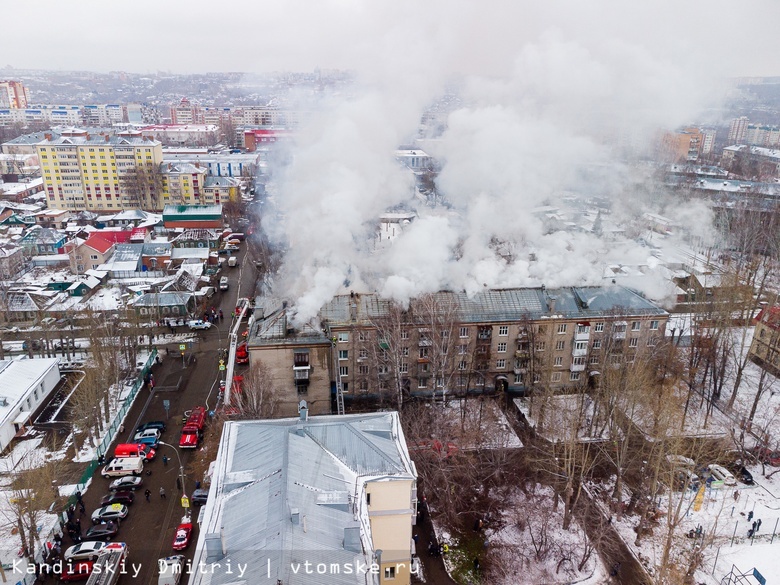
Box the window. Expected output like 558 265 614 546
497 342 507 353
358 331 369 341
554 356 563 366
339 366 348 377
341 382 348 392
457 376 467 387
496 359 506 369
576 324 590 335
594 322 604 333
555 340 565 351
535 341 546 351
418 378 429 389
574 341 587 351
89 254 98 260
458 360 467 370
458 344 468 355
647 337 659 347
400 329 409 340
498 325 508 336
401 347 409 357
385 566 396 580
359 348 368 359
650 320 659 330
440 330 450 339
358 365 369 375
613 323 627 334
399 363 409 374
378 364 389 374
570 372 580 381
459 327 469 338
533 372 541 383
557 323 567 334
294 353 311 369
338 350 348 360
589 356 599 365
629 337 638 348
337 332 348 342
359 380 369 392
592 339 602 350
419 347 429 359
537 325 546 335
573 356 586 366
551 372 562 382
631 321 641 331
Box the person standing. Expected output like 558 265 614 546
145 489 151 502
163 455 168 466
160 487 166 499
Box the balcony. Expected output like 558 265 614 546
515 349 530 359
574 325 591 341
570 362 586 372
571 346 587 357
513 367 527 375
418 339 432 347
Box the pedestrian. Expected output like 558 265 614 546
734 490 740 502
219 309 223 320
230 311 235 319
160 487 166 499
748 528 754 538
67 505 75 520
752 520 757 533
78 502 85 514
610 562 621 577
75 491 83 505
473 557 480 572
144 489 151 502
748 510 754 522
177 477 182 491
75 518 81 536
195 480 201 490
163 455 168 466
757 519 762 532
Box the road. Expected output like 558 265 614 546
72 245 259 585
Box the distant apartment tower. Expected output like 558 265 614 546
0 81 30 109
728 116 749 144
700 128 717 155
82 104 125 126
36 128 164 212
660 127 702 163
744 124 780 148
170 97 203 125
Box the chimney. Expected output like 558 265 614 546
291 508 300 525
204 532 225 562
548 296 557 313
298 400 308 421
195 161 200 168
105 134 110 142
44 133 52 141
85 133 90 140
344 524 361 553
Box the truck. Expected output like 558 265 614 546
179 406 207 449
158 555 185 585
227 256 237 267
85 542 128 585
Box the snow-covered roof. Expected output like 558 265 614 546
0 358 60 428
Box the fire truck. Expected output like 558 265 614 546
179 406 206 449
85 542 128 585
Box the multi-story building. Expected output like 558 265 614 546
0 81 30 109
82 104 125 126
659 127 703 163
247 286 669 411
749 304 780 378
721 144 780 178
169 97 202 125
36 128 163 212
189 411 418 585
728 117 749 145
140 124 219 147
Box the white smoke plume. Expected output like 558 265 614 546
259 0 772 324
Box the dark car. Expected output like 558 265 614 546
191 488 209 506
22 339 42 351
729 465 754 485
136 421 166 434
85 521 119 542
100 491 135 507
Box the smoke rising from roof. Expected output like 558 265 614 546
261 1 766 324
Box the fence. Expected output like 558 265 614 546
71 349 157 494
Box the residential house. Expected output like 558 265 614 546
19 226 67 256
0 246 24 278
749 304 780 378
171 228 222 250
130 291 194 321
66 234 115 274
140 241 172 272
162 204 223 229
66 276 101 297
31 208 72 229
189 411 418 585
1 290 52 323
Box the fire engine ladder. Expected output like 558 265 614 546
224 298 250 407
85 548 126 585
328 330 345 415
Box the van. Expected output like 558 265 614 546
226 233 245 242
114 443 155 461
101 457 144 478
219 276 229 291
228 256 237 267
707 464 737 486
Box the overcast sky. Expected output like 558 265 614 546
2 0 779 77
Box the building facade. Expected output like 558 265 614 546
749 305 780 378
0 81 30 109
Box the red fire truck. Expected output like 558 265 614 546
179 407 206 449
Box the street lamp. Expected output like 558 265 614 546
157 442 189 514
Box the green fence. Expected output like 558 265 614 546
72 349 157 494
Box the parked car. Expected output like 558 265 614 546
101 491 135 507
85 521 119 541
136 421 166 434
22 339 42 351
219 276 229 291
133 428 161 442
187 320 212 330
101 457 144 478
729 465 754 485
135 435 160 449
706 464 737 486
675 469 700 491
109 476 142 492
172 522 193 551
58 560 94 582
191 488 209 506
91 504 129 524
54 339 79 350
750 446 780 466
63 541 106 562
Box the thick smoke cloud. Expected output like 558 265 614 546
262 0 774 324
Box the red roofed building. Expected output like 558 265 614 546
243 128 293 152
749 304 780 378
65 234 116 274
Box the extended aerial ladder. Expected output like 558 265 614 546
85 542 128 585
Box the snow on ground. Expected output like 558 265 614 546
515 395 610 442
421 398 523 450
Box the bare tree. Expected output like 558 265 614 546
232 361 282 419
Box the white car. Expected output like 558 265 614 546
188 320 212 330
133 428 161 442
91 504 129 524
707 464 737 486
158 555 185 585
110 476 143 491
64 541 106 562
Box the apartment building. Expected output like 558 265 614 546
160 162 238 205
748 304 780 378
0 81 30 109
247 286 668 411
189 411 418 585
36 128 164 212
